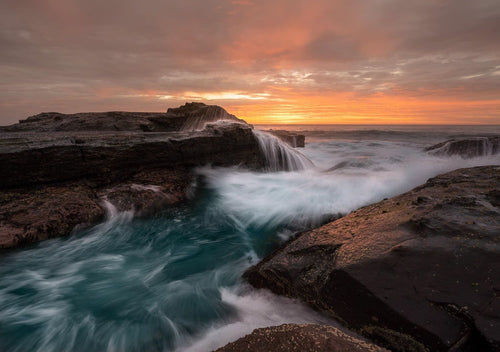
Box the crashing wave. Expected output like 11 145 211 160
426 137 500 158
252 130 314 171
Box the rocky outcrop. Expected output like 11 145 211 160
215 324 387 352
0 102 244 133
0 103 265 249
245 166 500 352
0 122 264 189
425 137 500 158
265 130 306 148
0 169 191 249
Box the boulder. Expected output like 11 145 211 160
425 137 500 158
214 324 387 352
245 166 500 351
265 130 306 147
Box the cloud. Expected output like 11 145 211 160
0 0 499 124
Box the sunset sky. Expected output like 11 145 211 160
1 0 499 125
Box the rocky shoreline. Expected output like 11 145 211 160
0 103 267 249
244 166 500 351
1 104 499 351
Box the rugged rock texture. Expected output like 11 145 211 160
265 130 306 147
215 324 387 352
0 166 193 250
0 122 264 189
425 137 500 158
0 103 265 249
245 166 500 352
0 102 244 133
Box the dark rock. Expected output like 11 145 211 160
0 169 191 250
265 130 306 147
0 103 266 249
0 102 244 133
245 166 500 352
214 323 387 352
425 137 500 158
0 184 104 249
0 122 264 189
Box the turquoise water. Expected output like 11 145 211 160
1 126 499 352
0 187 295 352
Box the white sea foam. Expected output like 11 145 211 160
200 141 500 231
178 287 339 352
252 130 314 171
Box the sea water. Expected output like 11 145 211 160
1 125 499 352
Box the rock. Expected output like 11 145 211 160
98 168 191 215
0 103 266 249
0 184 104 249
425 137 500 158
0 169 191 250
214 323 387 352
245 166 500 351
0 102 244 133
265 130 306 147
0 122 264 189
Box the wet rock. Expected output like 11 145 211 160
214 323 387 352
0 184 104 249
0 169 192 250
265 130 306 147
0 103 266 249
425 137 500 158
0 122 264 189
245 166 500 351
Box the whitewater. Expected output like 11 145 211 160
0 125 499 352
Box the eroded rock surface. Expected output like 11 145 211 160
245 166 500 351
215 324 387 352
425 137 500 158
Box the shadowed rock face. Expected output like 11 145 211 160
0 103 265 249
245 166 500 352
265 130 306 148
215 324 387 352
0 122 264 189
425 137 500 158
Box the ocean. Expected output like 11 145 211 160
1 125 499 351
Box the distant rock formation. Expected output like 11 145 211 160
215 324 387 352
245 166 500 352
0 102 245 133
265 130 306 147
0 103 265 249
425 136 500 158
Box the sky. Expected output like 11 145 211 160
1 0 499 125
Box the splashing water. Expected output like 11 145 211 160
252 130 314 171
181 106 241 131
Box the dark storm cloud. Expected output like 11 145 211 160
0 0 499 124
